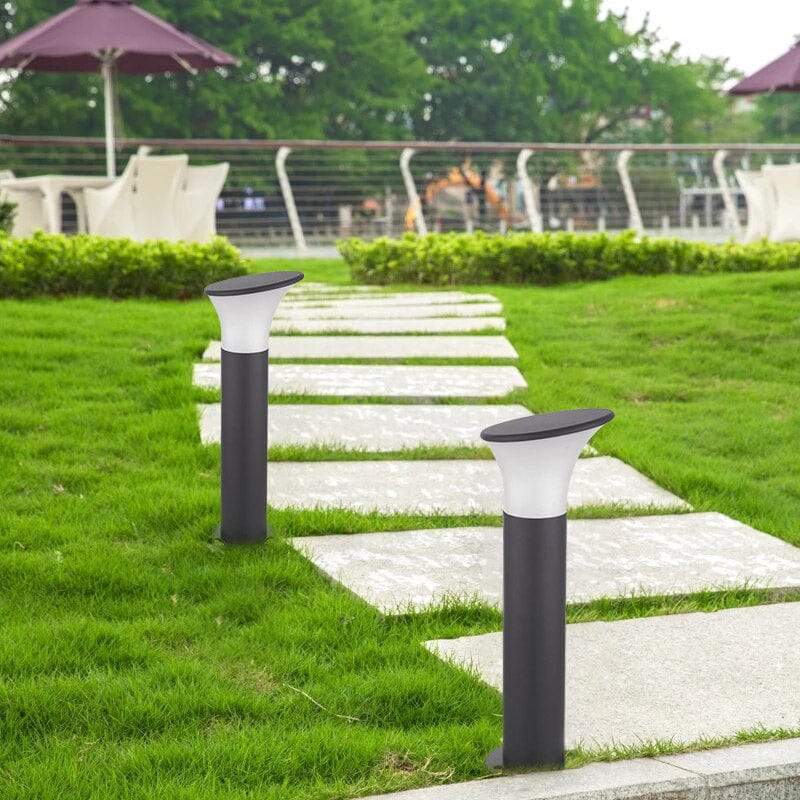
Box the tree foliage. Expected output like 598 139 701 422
0 0 745 143
405 0 736 143
750 93 800 142
0 0 427 140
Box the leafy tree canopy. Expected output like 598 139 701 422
0 0 745 143
405 0 738 143
0 0 426 140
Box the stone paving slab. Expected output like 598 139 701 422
284 291 498 307
355 738 800 799
425 602 800 750
291 513 800 612
292 282 377 293
274 302 503 320
193 364 527 398
267 457 689 513
202 336 518 361
271 317 507 334
198 403 530 449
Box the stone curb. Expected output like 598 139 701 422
355 737 800 799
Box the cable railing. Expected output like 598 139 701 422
2 134 800 249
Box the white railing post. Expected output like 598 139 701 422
713 149 742 238
400 147 427 236
516 148 543 233
276 146 307 252
617 149 644 234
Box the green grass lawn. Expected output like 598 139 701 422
1 264 799 798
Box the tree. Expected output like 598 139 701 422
0 0 428 140
0 0 743 144
750 92 800 142
405 0 735 143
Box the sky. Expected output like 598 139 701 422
601 0 797 77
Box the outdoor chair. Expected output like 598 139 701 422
84 156 138 238
176 162 229 242
0 169 49 237
734 169 771 243
760 163 800 242
130 154 188 241
85 153 188 240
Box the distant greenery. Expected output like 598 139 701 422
340 231 800 285
0 232 248 299
0 200 16 234
1 0 736 144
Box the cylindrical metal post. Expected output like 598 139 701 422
219 349 269 542
481 408 614 770
205 271 304 544
498 512 566 767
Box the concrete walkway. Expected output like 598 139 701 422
292 513 800 612
267 457 688 514
270 316 507 333
193 363 528 398
202 335 518 360
357 737 800 800
198 403 530 450
426 603 800 749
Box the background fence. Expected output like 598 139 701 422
3 135 800 249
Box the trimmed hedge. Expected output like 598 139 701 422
338 231 800 285
0 232 250 299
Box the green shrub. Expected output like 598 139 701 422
338 231 800 285
0 232 250 299
0 200 16 234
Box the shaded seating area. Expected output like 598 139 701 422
735 163 800 243
0 153 229 242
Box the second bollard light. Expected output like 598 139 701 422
481 408 614 769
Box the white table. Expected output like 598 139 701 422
1 174 114 234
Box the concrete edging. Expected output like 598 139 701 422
356 737 800 799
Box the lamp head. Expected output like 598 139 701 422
205 271 303 354
481 408 614 519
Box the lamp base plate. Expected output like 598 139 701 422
485 747 504 770
212 524 270 544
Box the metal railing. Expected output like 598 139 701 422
2 134 800 249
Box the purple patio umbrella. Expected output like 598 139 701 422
0 0 239 176
729 38 800 96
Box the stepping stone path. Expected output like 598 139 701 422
284 291 499 306
193 363 527 398
266 458 688 514
199 403 530 449
271 317 506 334
274 301 503 319
425 603 800 749
193 280 800 758
293 513 800 612
202 335 518 360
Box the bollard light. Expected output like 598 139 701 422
205 271 304 543
481 408 614 769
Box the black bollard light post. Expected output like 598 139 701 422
481 408 614 769
204 271 303 544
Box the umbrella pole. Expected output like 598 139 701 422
101 55 116 178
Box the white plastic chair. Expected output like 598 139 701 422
760 163 800 242
130 154 188 241
84 156 138 238
84 153 188 240
734 169 771 243
175 162 229 242
0 169 49 237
